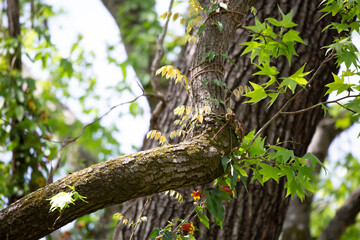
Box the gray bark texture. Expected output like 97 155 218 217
107 0 340 239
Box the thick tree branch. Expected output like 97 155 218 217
0 125 236 240
318 187 360 240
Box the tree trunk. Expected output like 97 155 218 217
112 1 339 239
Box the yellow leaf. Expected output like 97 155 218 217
239 86 244 95
195 16 202 23
160 135 167 144
204 105 211 114
174 106 180 115
170 190 175 197
180 17 186 25
155 131 161 140
159 12 167 20
167 11 172 20
146 131 152 139
172 13 179 21
227 108 233 114
176 75 182 83
185 106 191 115
198 114 203 123
179 105 185 116
233 89 240 99
164 191 169 195
186 25 192 33
150 130 156 139
229 98 235 108
156 67 163 75
161 66 167 77
168 67 175 78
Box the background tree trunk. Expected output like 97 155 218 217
108 0 339 239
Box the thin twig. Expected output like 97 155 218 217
172 204 198 235
150 0 174 96
129 195 153 240
148 0 173 130
249 52 335 147
280 94 360 115
238 25 288 47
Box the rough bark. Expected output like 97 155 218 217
112 0 339 239
0 126 236 240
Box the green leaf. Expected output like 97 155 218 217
266 92 279 108
196 208 210 229
213 79 228 90
198 24 206 36
233 165 248 177
14 106 25 121
282 30 306 45
221 156 231 171
259 163 280 183
221 54 235 65
279 64 311 93
269 146 294 164
278 7 297 28
209 52 216 61
205 189 224 228
215 21 223 32
248 136 266 157
253 63 279 76
245 17 266 33
129 102 143 117
229 165 238 189
237 168 249 193
162 230 172 240
325 73 352 95
251 168 264 185
244 82 267 104
149 228 161 238
208 3 219 14
303 152 328 174
266 17 282 27
202 79 211 86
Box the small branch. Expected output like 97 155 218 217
189 69 224 84
49 211 63 231
249 52 335 147
130 195 153 240
172 204 198 235
150 0 174 96
148 0 173 130
318 187 360 240
280 94 360 115
238 25 288 47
